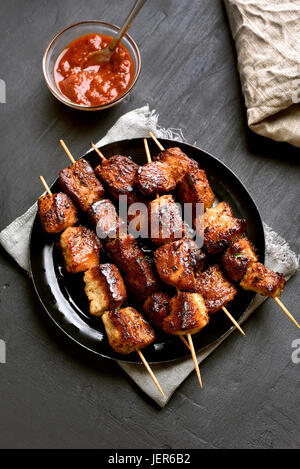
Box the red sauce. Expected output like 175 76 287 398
54 33 134 106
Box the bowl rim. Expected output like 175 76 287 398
42 20 141 111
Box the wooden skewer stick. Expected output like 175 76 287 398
39 176 52 196
179 335 191 351
91 141 106 161
187 334 202 388
274 297 300 329
137 349 166 399
222 306 246 336
59 139 76 164
149 131 165 151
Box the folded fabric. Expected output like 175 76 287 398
225 0 300 147
0 106 298 407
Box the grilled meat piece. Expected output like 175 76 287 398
136 161 176 196
177 167 214 212
149 194 185 246
198 201 246 255
154 237 206 290
95 155 139 205
142 292 170 328
59 158 105 212
106 233 144 274
125 257 160 302
193 264 238 314
240 262 285 298
38 192 78 234
154 147 198 183
221 237 258 282
59 226 101 273
84 264 126 316
162 292 209 335
102 307 155 355
87 199 125 241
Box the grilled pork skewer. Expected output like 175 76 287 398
149 132 298 329
87 198 125 242
102 307 165 398
38 176 78 234
59 140 104 212
106 233 160 303
84 263 127 316
154 237 206 291
149 133 198 184
177 166 215 213
143 139 207 384
200 201 247 256
82 260 165 398
192 264 245 335
59 226 102 274
147 136 245 336
136 160 176 196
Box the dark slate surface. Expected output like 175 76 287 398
0 0 299 449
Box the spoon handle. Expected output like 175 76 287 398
109 0 147 50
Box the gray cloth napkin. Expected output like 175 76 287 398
225 0 300 148
0 105 298 407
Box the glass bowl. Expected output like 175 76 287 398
42 21 141 111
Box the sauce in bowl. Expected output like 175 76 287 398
54 33 134 107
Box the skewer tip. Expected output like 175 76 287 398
137 350 166 399
187 334 203 388
274 297 300 329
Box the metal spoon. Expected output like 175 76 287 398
84 0 147 67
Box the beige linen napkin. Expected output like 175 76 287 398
225 0 300 147
0 106 298 407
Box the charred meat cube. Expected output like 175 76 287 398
221 237 258 282
95 155 139 205
106 233 144 274
38 192 78 234
125 257 160 303
198 201 246 255
162 292 209 335
59 226 101 273
240 262 285 298
84 264 126 316
59 159 104 212
177 167 214 212
154 237 206 290
102 307 155 355
136 161 176 196
142 292 170 328
87 199 125 241
193 264 238 314
154 147 198 183
149 194 185 246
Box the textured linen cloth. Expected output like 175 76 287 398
225 0 300 147
0 106 298 407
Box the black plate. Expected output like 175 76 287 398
30 138 265 364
